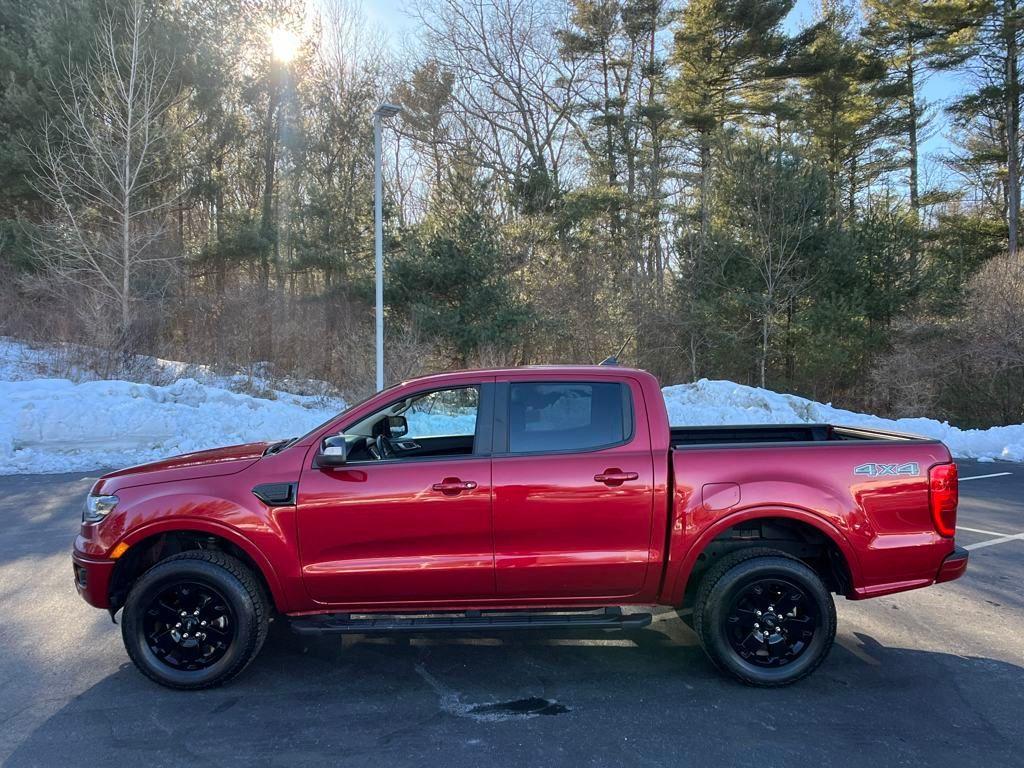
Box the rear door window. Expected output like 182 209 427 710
508 382 631 454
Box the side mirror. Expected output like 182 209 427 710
387 415 408 438
317 435 348 467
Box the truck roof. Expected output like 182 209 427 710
399 364 653 389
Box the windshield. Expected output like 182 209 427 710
294 384 402 444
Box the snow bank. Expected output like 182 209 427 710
663 379 1024 463
0 336 342 403
0 338 350 473
0 377 341 474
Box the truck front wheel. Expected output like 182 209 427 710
120 550 270 690
693 549 836 686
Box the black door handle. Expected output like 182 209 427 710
432 478 478 495
594 469 639 486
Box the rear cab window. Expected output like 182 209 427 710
507 381 633 454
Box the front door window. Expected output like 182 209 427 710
342 385 481 462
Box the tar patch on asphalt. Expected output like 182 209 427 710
467 697 568 717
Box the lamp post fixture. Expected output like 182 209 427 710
373 102 402 392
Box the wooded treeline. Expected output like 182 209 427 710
0 0 1022 425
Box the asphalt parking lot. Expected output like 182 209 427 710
0 460 1021 767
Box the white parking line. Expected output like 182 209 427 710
959 472 1012 481
958 525 1015 536
964 532 1024 551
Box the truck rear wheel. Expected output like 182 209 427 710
693 549 836 687
120 550 269 690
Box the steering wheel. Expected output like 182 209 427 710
375 433 393 460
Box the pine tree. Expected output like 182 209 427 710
799 0 888 223
557 0 672 369
862 0 945 218
670 0 794 242
931 0 1024 259
0 0 96 219
388 172 534 366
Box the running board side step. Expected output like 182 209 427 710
289 609 652 635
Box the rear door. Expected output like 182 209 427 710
490 376 655 598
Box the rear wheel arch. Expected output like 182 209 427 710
673 507 859 608
109 524 284 615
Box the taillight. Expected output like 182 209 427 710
929 463 958 537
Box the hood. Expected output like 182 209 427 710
92 441 270 494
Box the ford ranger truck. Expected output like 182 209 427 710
72 366 968 689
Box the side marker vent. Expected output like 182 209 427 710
252 482 297 507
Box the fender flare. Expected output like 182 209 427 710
664 504 863 606
117 517 288 611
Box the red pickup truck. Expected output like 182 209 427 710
72 366 967 689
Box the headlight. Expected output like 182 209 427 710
83 494 119 524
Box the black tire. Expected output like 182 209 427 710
693 548 836 687
121 550 270 690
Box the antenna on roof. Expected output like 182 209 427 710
599 335 633 366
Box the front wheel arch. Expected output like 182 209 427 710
109 526 282 615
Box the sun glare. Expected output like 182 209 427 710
270 27 300 63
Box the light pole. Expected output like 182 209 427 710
373 102 402 392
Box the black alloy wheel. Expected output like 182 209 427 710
142 580 236 671
723 577 818 668
121 550 269 690
693 549 837 686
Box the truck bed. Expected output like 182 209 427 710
665 421 955 604
670 423 934 448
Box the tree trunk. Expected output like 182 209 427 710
258 74 280 360
785 296 794 386
906 54 920 217
122 115 133 352
260 79 280 292
122 214 131 345
689 333 699 380
847 154 857 220
214 154 226 297
759 312 769 389
699 132 711 249
651 129 664 287
601 45 616 188
648 24 664 289
1007 0 1020 260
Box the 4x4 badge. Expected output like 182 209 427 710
854 462 920 477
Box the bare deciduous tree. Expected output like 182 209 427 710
413 0 579 197
29 0 178 354
966 255 1024 370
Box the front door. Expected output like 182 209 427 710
296 383 495 605
491 378 655 598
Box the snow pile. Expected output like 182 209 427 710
663 379 1024 463
0 337 342 405
0 377 342 474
